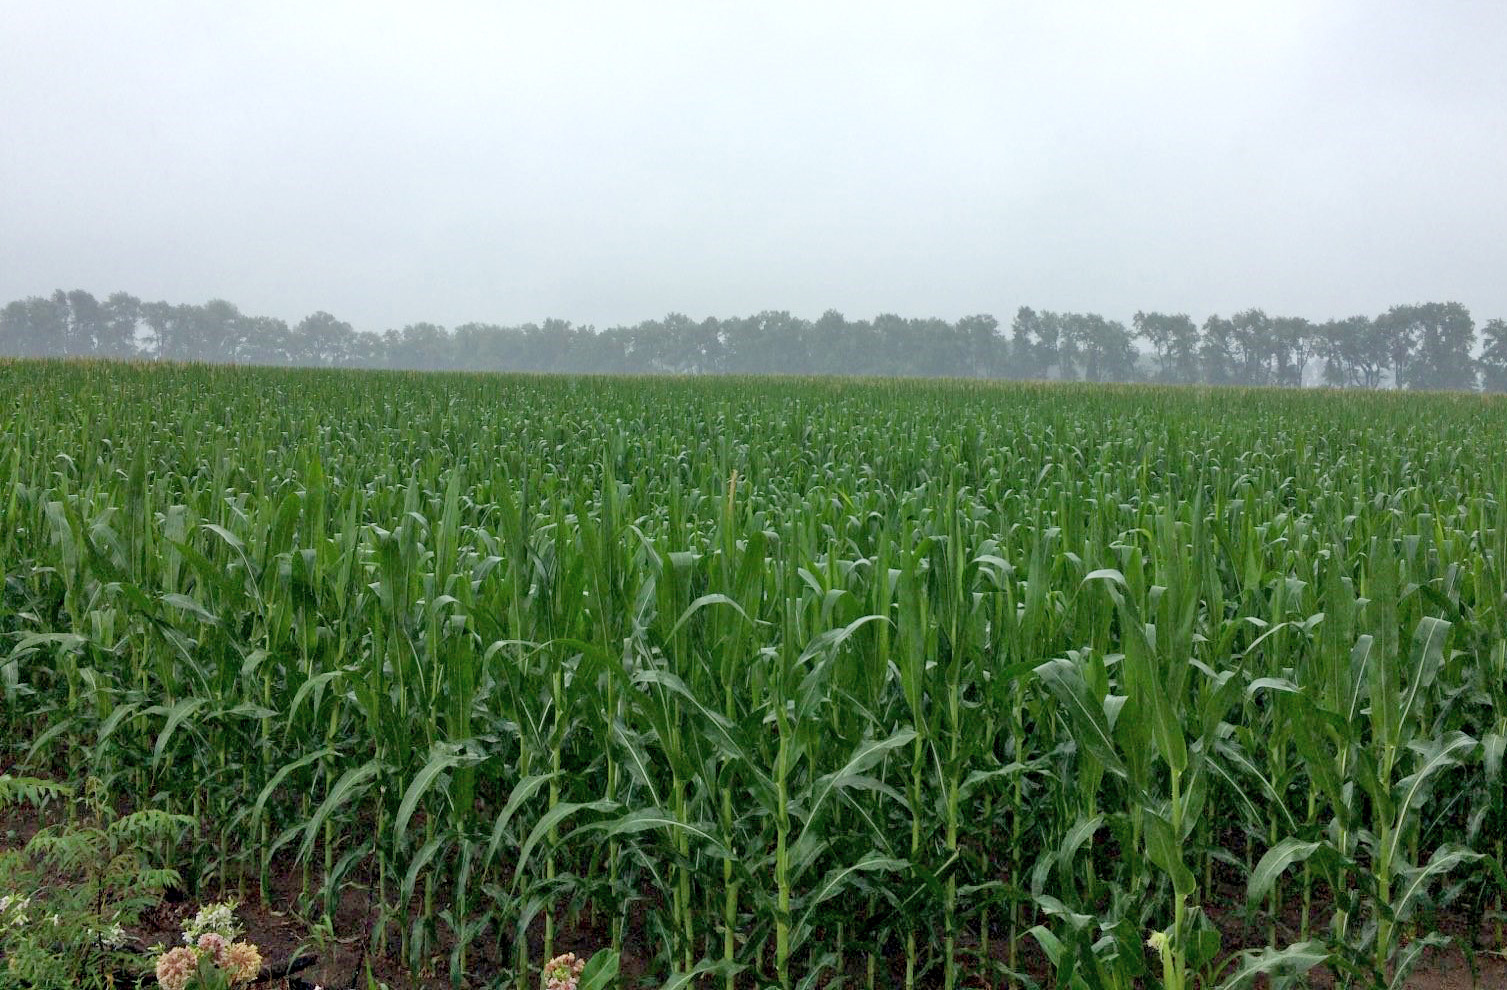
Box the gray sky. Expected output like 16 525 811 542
4 1 1506 332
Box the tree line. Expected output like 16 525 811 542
4 288 1507 389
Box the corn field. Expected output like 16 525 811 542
2 360 1504 989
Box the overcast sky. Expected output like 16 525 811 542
3 2 1506 333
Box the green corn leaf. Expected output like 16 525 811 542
1215 941 1329 990
297 758 385 864
1035 657 1127 780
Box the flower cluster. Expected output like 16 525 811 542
182 898 243 944
97 920 130 948
0 893 30 931
224 940 264 984
541 952 587 990
155 946 197 990
152 900 262 990
197 932 229 964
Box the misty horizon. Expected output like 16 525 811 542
7 285 1502 391
3 286 1502 343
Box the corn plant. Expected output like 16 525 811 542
1 362 1503 988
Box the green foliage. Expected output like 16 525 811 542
0 776 70 811
0 778 190 988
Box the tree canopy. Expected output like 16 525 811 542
1 289 1499 390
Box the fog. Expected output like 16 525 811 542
4 1 1506 332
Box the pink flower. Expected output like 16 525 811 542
155 946 198 990
542 952 588 990
197 931 230 965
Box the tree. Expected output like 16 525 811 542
843 316 884 376
1352 318 1391 389
533 318 598 372
809 310 855 376
1317 316 1386 388
238 316 293 365
452 322 507 370
904 317 963 377
295 311 356 366
1199 316 1236 385
1055 314 1081 380
632 313 709 374
1133 311 1173 380
58 289 104 355
1377 308 1419 388
1317 319 1350 386
100 293 142 358
139 301 175 359
1229 309 1273 385
1062 313 1136 383
1010 307 1059 380
1168 315 1202 384
1480 319 1507 393
956 314 1001 378
594 324 633 373
183 300 248 363
387 323 452 370
140 300 248 362
1134 312 1199 383
0 295 68 357
672 315 725 374
346 329 386 368
1317 317 1357 386
1384 302 1475 391
1271 316 1315 386
723 311 809 374
875 315 913 376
